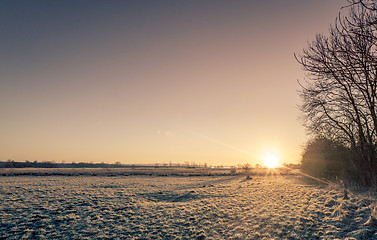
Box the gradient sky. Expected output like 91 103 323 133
0 0 346 166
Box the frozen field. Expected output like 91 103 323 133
1 175 377 239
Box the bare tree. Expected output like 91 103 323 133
296 5 377 184
347 0 377 11
242 163 251 174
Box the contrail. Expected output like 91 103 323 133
183 129 260 160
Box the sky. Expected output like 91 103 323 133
0 0 346 166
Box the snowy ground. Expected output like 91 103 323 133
1 175 377 239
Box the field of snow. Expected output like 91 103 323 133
1 175 377 239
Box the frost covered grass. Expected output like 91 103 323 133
1 175 377 239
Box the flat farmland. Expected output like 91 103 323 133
1 175 377 239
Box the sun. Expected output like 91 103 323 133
261 147 280 169
263 155 279 169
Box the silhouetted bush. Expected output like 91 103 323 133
301 137 353 179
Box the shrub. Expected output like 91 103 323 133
301 137 353 179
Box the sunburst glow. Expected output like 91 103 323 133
262 149 280 169
264 155 279 168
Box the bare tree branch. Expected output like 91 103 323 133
296 3 377 178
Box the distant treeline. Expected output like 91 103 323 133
0 160 300 170
0 160 127 169
0 160 224 169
